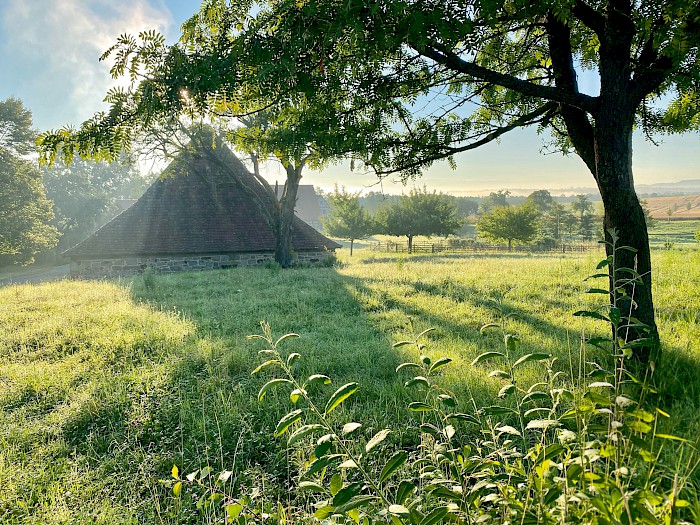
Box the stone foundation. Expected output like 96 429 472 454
70 251 333 279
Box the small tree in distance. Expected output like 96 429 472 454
375 187 462 253
477 204 539 252
322 186 375 255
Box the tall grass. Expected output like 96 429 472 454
0 248 698 523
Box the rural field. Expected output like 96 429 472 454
1 248 700 524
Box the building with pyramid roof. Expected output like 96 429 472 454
66 141 339 279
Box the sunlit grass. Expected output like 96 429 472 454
1 247 699 523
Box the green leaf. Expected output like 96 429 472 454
471 351 505 365
408 401 434 412
586 288 610 294
596 257 613 269
290 387 306 404
258 378 292 401
306 374 331 386
626 420 652 433
609 307 621 325
307 454 343 476
393 340 414 348
419 506 449 525
287 424 325 446
488 369 511 379
286 353 301 367
404 376 430 388
479 323 500 334
498 384 516 398
274 409 303 437
481 405 516 416
226 503 243 520
522 391 550 404
173 481 182 496
252 359 281 375
396 362 421 373
389 504 411 517
314 506 335 519
437 394 456 407
330 473 343 496
496 425 522 436
379 451 408 482
339 459 358 468
512 353 550 368
298 481 325 492
429 357 452 374
334 495 378 513
526 419 560 430
333 482 363 506
573 310 610 322
171 464 179 479
416 327 435 340
325 382 358 414
505 334 520 353
395 481 416 505
445 413 480 425
275 333 299 346
365 429 391 453
342 422 362 435
655 433 688 442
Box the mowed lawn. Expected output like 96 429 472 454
1 249 699 524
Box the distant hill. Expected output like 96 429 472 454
636 179 700 197
643 194 700 220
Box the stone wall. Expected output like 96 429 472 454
70 251 333 279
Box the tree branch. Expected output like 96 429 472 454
415 43 598 114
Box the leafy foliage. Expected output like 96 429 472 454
375 187 462 252
0 98 58 265
322 186 375 255
477 203 539 250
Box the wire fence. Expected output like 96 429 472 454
368 240 600 254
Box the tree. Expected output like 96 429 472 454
0 98 58 264
375 187 462 252
480 190 511 214
525 190 554 214
544 201 567 241
322 186 375 255
571 194 596 241
477 204 539 251
37 1 700 358
42 157 146 250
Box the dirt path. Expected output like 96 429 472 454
0 265 70 286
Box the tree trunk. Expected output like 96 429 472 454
407 235 413 253
350 238 354 256
275 163 303 268
593 108 659 363
507 238 512 252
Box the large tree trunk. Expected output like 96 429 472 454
593 108 659 363
275 163 303 267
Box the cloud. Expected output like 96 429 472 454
1 0 174 129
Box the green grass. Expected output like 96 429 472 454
648 218 700 247
1 249 699 523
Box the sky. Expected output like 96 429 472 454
0 0 697 196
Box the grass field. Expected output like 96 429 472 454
1 249 699 523
648 218 700 247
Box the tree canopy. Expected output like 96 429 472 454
322 186 375 255
375 187 462 252
0 98 58 265
477 204 539 251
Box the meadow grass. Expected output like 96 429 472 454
648 218 700 247
1 247 699 523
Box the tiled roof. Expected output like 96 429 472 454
65 143 340 258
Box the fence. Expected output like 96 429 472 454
368 240 599 254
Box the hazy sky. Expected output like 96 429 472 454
0 0 697 196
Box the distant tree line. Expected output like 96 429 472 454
326 186 617 253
